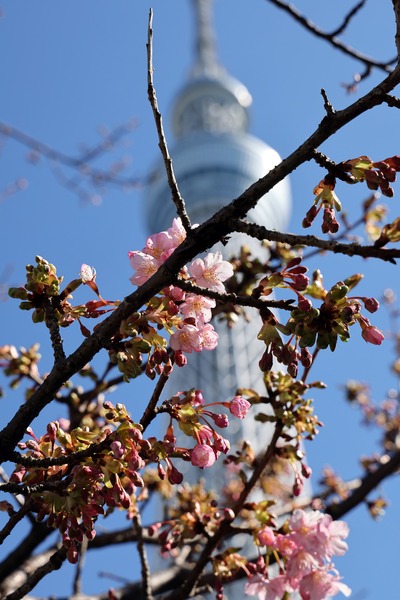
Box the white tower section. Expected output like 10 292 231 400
146 0 291 442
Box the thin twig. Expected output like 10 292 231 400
232 220 400 264
140 370 172 431
174 277 295 311
326 446 400 519
4 545 68 600
146 9 192 232
265 0 396 74
329 0 367 37
72 538 87 596
133 513 154 600
0 500 33 545
10 437 110 469
320 88 336 117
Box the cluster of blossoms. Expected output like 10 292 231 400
245 509 351 600
128 218 234 364
257 263 383 377
10 403 149 563
162 388 251 471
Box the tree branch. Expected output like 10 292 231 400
265 0 396 73
146 9 191 232
232 220 400 264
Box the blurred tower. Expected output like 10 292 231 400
146 0 291 593
147 0 291 434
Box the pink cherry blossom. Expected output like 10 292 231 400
190 251 234 293
245 574 292 600
289 509 349 560
170 324 202 353
257 526 276 547
167 217 187 247
229 395 251 419
191 444 216 468
128 251 159 285
80 264 96 282
143 231 175 261
299 569 351 600
198 323 219 350
180 293 216 325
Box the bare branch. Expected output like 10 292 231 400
327 448 400 520
329 0 367 37
146 10 191 232
232 220 400 264
140 370 172 431
174 278 294 311
393 0 400 60
0 121 140 190
133 514 154 600
4 546 67 600
265 0 396 73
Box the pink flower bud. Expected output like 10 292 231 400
360 322 384 345
229 396 251 419
364 297 379 313
212 413 229 428
257 526 276 547
174 350 187 367
191 444 216 468
298 295 312 312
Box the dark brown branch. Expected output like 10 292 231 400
384 92 400 108
10 437 110 470
232 220 400 264
0 522 52 583
329 0 367 37
43 298 66 364
146 10 191 232
140 371 172 431
174 278 295 311
326 447 400 520
133 514 154 600
265 0 396 73
312 150 357 184
0 500 34 545
320 88 335 117
393 0 400 59
4 545 67 600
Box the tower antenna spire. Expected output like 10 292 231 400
191 0 223 77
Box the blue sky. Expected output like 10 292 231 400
1 2 400 598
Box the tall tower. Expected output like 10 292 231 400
146 0 291 592
146 0 291 424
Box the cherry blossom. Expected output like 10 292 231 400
229 395 251 419
128 251 159 285
191 444 216 468
170 324 203 353
198 323 219 350
180 293 216 325
80 264 96 282
190 251 234 293
299 569 351 600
